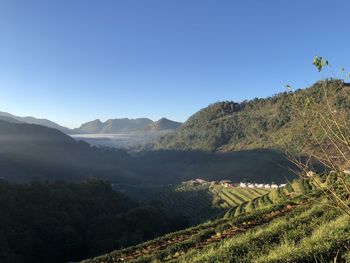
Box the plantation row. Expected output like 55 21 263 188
82 179 320 263
154 182 272 222
225 179 313 218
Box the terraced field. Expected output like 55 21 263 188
80 179 349 263
154 182 271 222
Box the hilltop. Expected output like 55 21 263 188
151 80 350 152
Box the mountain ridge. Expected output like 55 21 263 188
151 80 350 152
0 111 72 133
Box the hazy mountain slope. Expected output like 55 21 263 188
152 80 350 152
0 111 72 133
145 118 182 131
0 115 22 124
0 119 134 183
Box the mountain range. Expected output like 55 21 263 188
0 111 182 135
74 117 182 134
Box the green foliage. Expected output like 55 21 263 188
313 55 329 72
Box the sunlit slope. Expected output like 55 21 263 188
152 182 271 223
79 179 347 263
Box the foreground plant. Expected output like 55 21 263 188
286 56 350 216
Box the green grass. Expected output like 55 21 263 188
175 205 347 263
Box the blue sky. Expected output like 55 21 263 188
1 0 350 128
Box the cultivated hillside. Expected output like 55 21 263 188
83 179 350 262
152 80 350 152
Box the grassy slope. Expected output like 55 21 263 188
80 179 348 263
152 80 350 152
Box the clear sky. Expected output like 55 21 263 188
1 0 350 128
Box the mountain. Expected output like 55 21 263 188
75 118 153 133
145 118 182 131
75 117 182 134
0 111 72 133
151 80 350 152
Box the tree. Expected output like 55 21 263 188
286 57 350 216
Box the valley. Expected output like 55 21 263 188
70 131 171 150
3 2 350 262
2 79 350 262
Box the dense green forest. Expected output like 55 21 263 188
0 180 187 263
152 80 350 152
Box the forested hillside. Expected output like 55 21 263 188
152 80 350 152
0 180 185 263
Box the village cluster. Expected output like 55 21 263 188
187 178 286 189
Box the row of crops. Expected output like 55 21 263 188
81 179 339 263
153 182 271 222
224 179 313 218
